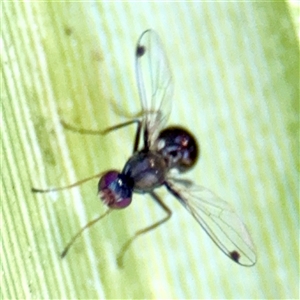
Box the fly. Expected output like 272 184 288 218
32 29 257 267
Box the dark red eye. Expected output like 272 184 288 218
98 171 133 209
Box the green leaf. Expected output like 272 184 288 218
2 2 299 299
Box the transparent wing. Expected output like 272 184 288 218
166 178 257 266
135 29 173 148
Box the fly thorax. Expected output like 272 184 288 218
122 151 167 193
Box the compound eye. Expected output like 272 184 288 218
98 171 133 209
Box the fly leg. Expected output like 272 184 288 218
116 192 172 268
31 172 106 193
60 119 142 153
60 209 112 258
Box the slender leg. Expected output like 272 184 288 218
31 171 106 193
116 192 172 268
60 119 142 154
132 120 142 153
61 209 112 258
60 118 138 135
143 127 150 151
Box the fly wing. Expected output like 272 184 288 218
166 178 257 266
135 29 173 148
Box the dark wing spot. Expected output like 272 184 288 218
230 251 240 263
136 45 146 57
